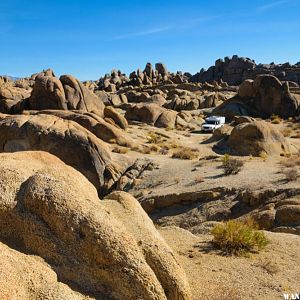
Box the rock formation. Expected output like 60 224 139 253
190 55 300 86
0 151 191 300
214 75 300 119
215 120 291 156
0 113 131 195
28 74 105 115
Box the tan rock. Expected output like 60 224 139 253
0 151 191 300
0 113 131 194
104 106 128 129
226 120 290 156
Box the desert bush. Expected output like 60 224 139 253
172 147 199 160
200 286 241 300
221 154 244 175
149 145 160 152
283 167 298 182
257 258 279 275
211 218 268 256
146 131 162 144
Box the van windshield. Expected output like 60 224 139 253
205 120 218 125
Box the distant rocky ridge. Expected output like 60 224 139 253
190 55 300 86
4 55 300 90
95 56 300 91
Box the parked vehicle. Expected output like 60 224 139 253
201 116 225 132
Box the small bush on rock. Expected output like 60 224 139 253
211 218 268 256
222 154 244 175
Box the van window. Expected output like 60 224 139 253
205 120 216 125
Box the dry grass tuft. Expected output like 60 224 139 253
221 154 244 175
211 218 268 256
172 147 199 160
257 258 279 275
174 177 181 184
281 127 292 137
146 131 163 144
199 285 242 300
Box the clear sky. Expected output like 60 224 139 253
1 0 300 80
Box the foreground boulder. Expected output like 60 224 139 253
0 151 191 300
0 113 131 195
0 242 88 300
26 109 133 147
217 120 291 156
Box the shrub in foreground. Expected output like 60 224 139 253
211 218 268 256
172 147 199 160
222 154 244 175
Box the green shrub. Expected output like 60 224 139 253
211 218 268 256
222 154 244 175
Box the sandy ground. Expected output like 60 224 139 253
123 122 300 199
160 226 300 300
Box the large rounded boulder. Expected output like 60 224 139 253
0 151 191 300
125 103 178 128
216 75 300 119
253 75 299 118
226 120 290 156
28 74 105 116
0 113 131 195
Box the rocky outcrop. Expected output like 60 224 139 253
26 109 133 147
0 77 32 113
125 103 178 128
0 241 89 300
217 120 291 156
214 75 300 119
28 74 105 116
251 75 300 118
0 113 132 195
98 63 189 91
104 106 128 129
190 55 300 86
0 151 191 300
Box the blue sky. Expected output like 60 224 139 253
1 0 300 80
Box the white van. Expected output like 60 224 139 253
201 116 225 132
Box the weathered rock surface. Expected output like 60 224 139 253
0 77 32 113
28 74 105 115
102 191 191 300
190 55 300 86
0 151 191 300
220 120 291 156
0 113 131 195
214 75 300 118
26 109 133 147
0 241 89 300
